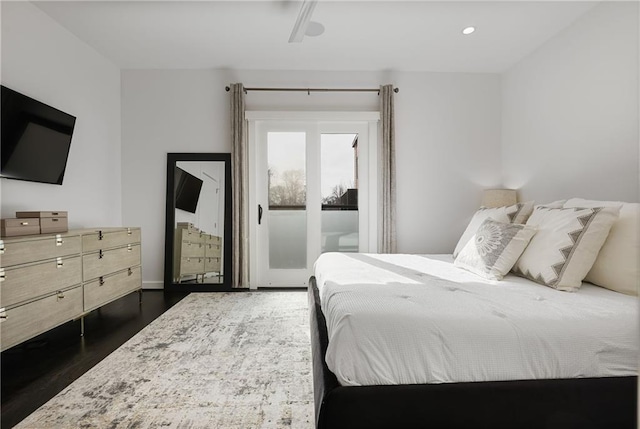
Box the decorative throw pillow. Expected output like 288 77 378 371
564 198 638 296
453 201 534 258
513 206 620 291
454 219 537 281
511 200 535 224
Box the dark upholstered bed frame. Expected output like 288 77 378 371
308 277 637 429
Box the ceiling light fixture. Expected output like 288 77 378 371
289 0 318 43
462 26 476 35
305 21 325 37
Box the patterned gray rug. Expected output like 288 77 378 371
17 292 314 429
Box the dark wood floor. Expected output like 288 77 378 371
1 290 188 429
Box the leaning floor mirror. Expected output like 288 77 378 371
164 153 232 291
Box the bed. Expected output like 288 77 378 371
309 252 638 429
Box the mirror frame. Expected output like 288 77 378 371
164 152 233 291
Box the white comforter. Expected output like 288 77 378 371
314 253 639 387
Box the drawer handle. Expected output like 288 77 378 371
128 268 133 276
0 308 6 320
127 228 132 235
99 250 104 259
52 212 59 216
56 235 63 246
56 257 64 268
52 218 59 222
57 291 65 300
0 240 4 254
0 268 5 282
98 230 104 241
99 277 105 286
20 221 29 226
127 244 132 252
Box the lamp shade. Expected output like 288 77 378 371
481 189 517 208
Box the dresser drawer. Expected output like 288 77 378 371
1 256 82 309
205 243 221 258
179 257 204 276
0 285 82 352
203 235 222 246
176 228 204 244
1 235 81 267
83 266 141 312
180 240 205 258
82 228 141 253
83 244 141 281
204 256 221 273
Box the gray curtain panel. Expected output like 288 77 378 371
380 84 397 253
230 83 249 287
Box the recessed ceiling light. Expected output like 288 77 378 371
462 26 476 35
305 21 325 37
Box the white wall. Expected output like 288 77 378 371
393 72 502 253
1 2 122 227
121 70 230 288
122 69 502 287
502 2 639 203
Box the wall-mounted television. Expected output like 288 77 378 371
1 85 76 185
174 166 203 213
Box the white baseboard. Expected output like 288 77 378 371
143 281 164 290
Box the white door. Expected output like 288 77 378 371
248 112 379 288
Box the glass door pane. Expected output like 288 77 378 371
267 132 307 268
320 133 359 253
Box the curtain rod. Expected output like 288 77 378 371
225 86 399 94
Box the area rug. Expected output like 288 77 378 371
17 292 314 429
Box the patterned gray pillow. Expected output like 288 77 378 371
453 201 534 258
512 206 620 291
454 218 537 281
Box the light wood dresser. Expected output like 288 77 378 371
0 227 142 351
173 224 221 282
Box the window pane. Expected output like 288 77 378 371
267 132 307 268
269 211 307 268
321 133 359 253
321 211 358 253
268 132 306 208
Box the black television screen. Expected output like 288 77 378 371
1 85 76 185
174 167 203 213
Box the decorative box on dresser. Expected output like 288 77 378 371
0 227 142 352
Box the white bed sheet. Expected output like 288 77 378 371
314 253 639 387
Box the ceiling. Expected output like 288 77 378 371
33 1 598 73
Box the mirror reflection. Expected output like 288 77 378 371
172 161 225 284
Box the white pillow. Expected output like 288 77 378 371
454 219 537 281
453 201 534 258
513 206 620 291
564 198 639 296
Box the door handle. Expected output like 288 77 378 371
258 204 263 225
